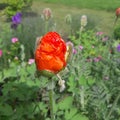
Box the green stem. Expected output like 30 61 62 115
106 94 120 120
48 80 55 120
80 86 84 110
45 20 48 33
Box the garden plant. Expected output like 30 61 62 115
0 1 120 120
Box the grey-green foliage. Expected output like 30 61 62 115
65 31 120 120
87 48 120 120
66 46 94 113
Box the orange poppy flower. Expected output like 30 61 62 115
35 32 67 76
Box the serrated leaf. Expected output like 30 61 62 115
72 113 89 120
0 104 13 116
65 107 78 120
58 96 73 110
67 75 77 92
87 78 95 85
3 64 17 78
78 75 87 86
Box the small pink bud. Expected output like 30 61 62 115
43 8 52 20
14 56 19 60
0 50 2 57
79 45 83 50
28 59 35 65
73 48 77 54
96 32 104 36
93 57 100 62
11 37 18 43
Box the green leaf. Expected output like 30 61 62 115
72 113 89 120
65 107 78 120
57 96 73 110
67 75 78 93
0 104 13 116
87 78 95 85
45 118 51 120
78 75 87 86
3 62 18 78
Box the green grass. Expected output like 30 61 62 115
31 1 118 36
37 0 120 11
1 0 120 37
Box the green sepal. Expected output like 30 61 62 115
65 43 73 62
35 70 55 78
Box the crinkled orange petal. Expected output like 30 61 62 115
35 32 67 74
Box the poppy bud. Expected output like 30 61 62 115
65 14 72 25
35 32 67 77
80 15 87 27
42 8 52 20
116 8 120 17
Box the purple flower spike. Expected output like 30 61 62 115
12 12 22 24
117 44 120 52
11 23 18 29
11 12 22 29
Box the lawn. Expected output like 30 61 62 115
38 0 120 11
31 1 118 35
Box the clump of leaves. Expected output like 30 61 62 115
4 0 33 19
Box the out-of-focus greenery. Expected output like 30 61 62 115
0 0 33 19
114 24 120 39
38 0 120 11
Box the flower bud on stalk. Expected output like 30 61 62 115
35 32 72 120
35 32 72 78
80 15 87 27
11 12 22 29
42 8 52 21
116 8 120 17
80 15 87 32
65 14 72 25
114 8 120 25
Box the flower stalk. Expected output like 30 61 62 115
48 80 55 120
106 93 120 120
80 86 85 110
45 20 49 33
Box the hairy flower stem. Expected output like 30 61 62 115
80 86 85 110
48 80 55 120
45 21 49 33
106 94 120 120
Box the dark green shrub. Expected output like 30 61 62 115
114 25 120 39
4 0 33 19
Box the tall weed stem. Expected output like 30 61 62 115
48 80 55 120
106 94 120 120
